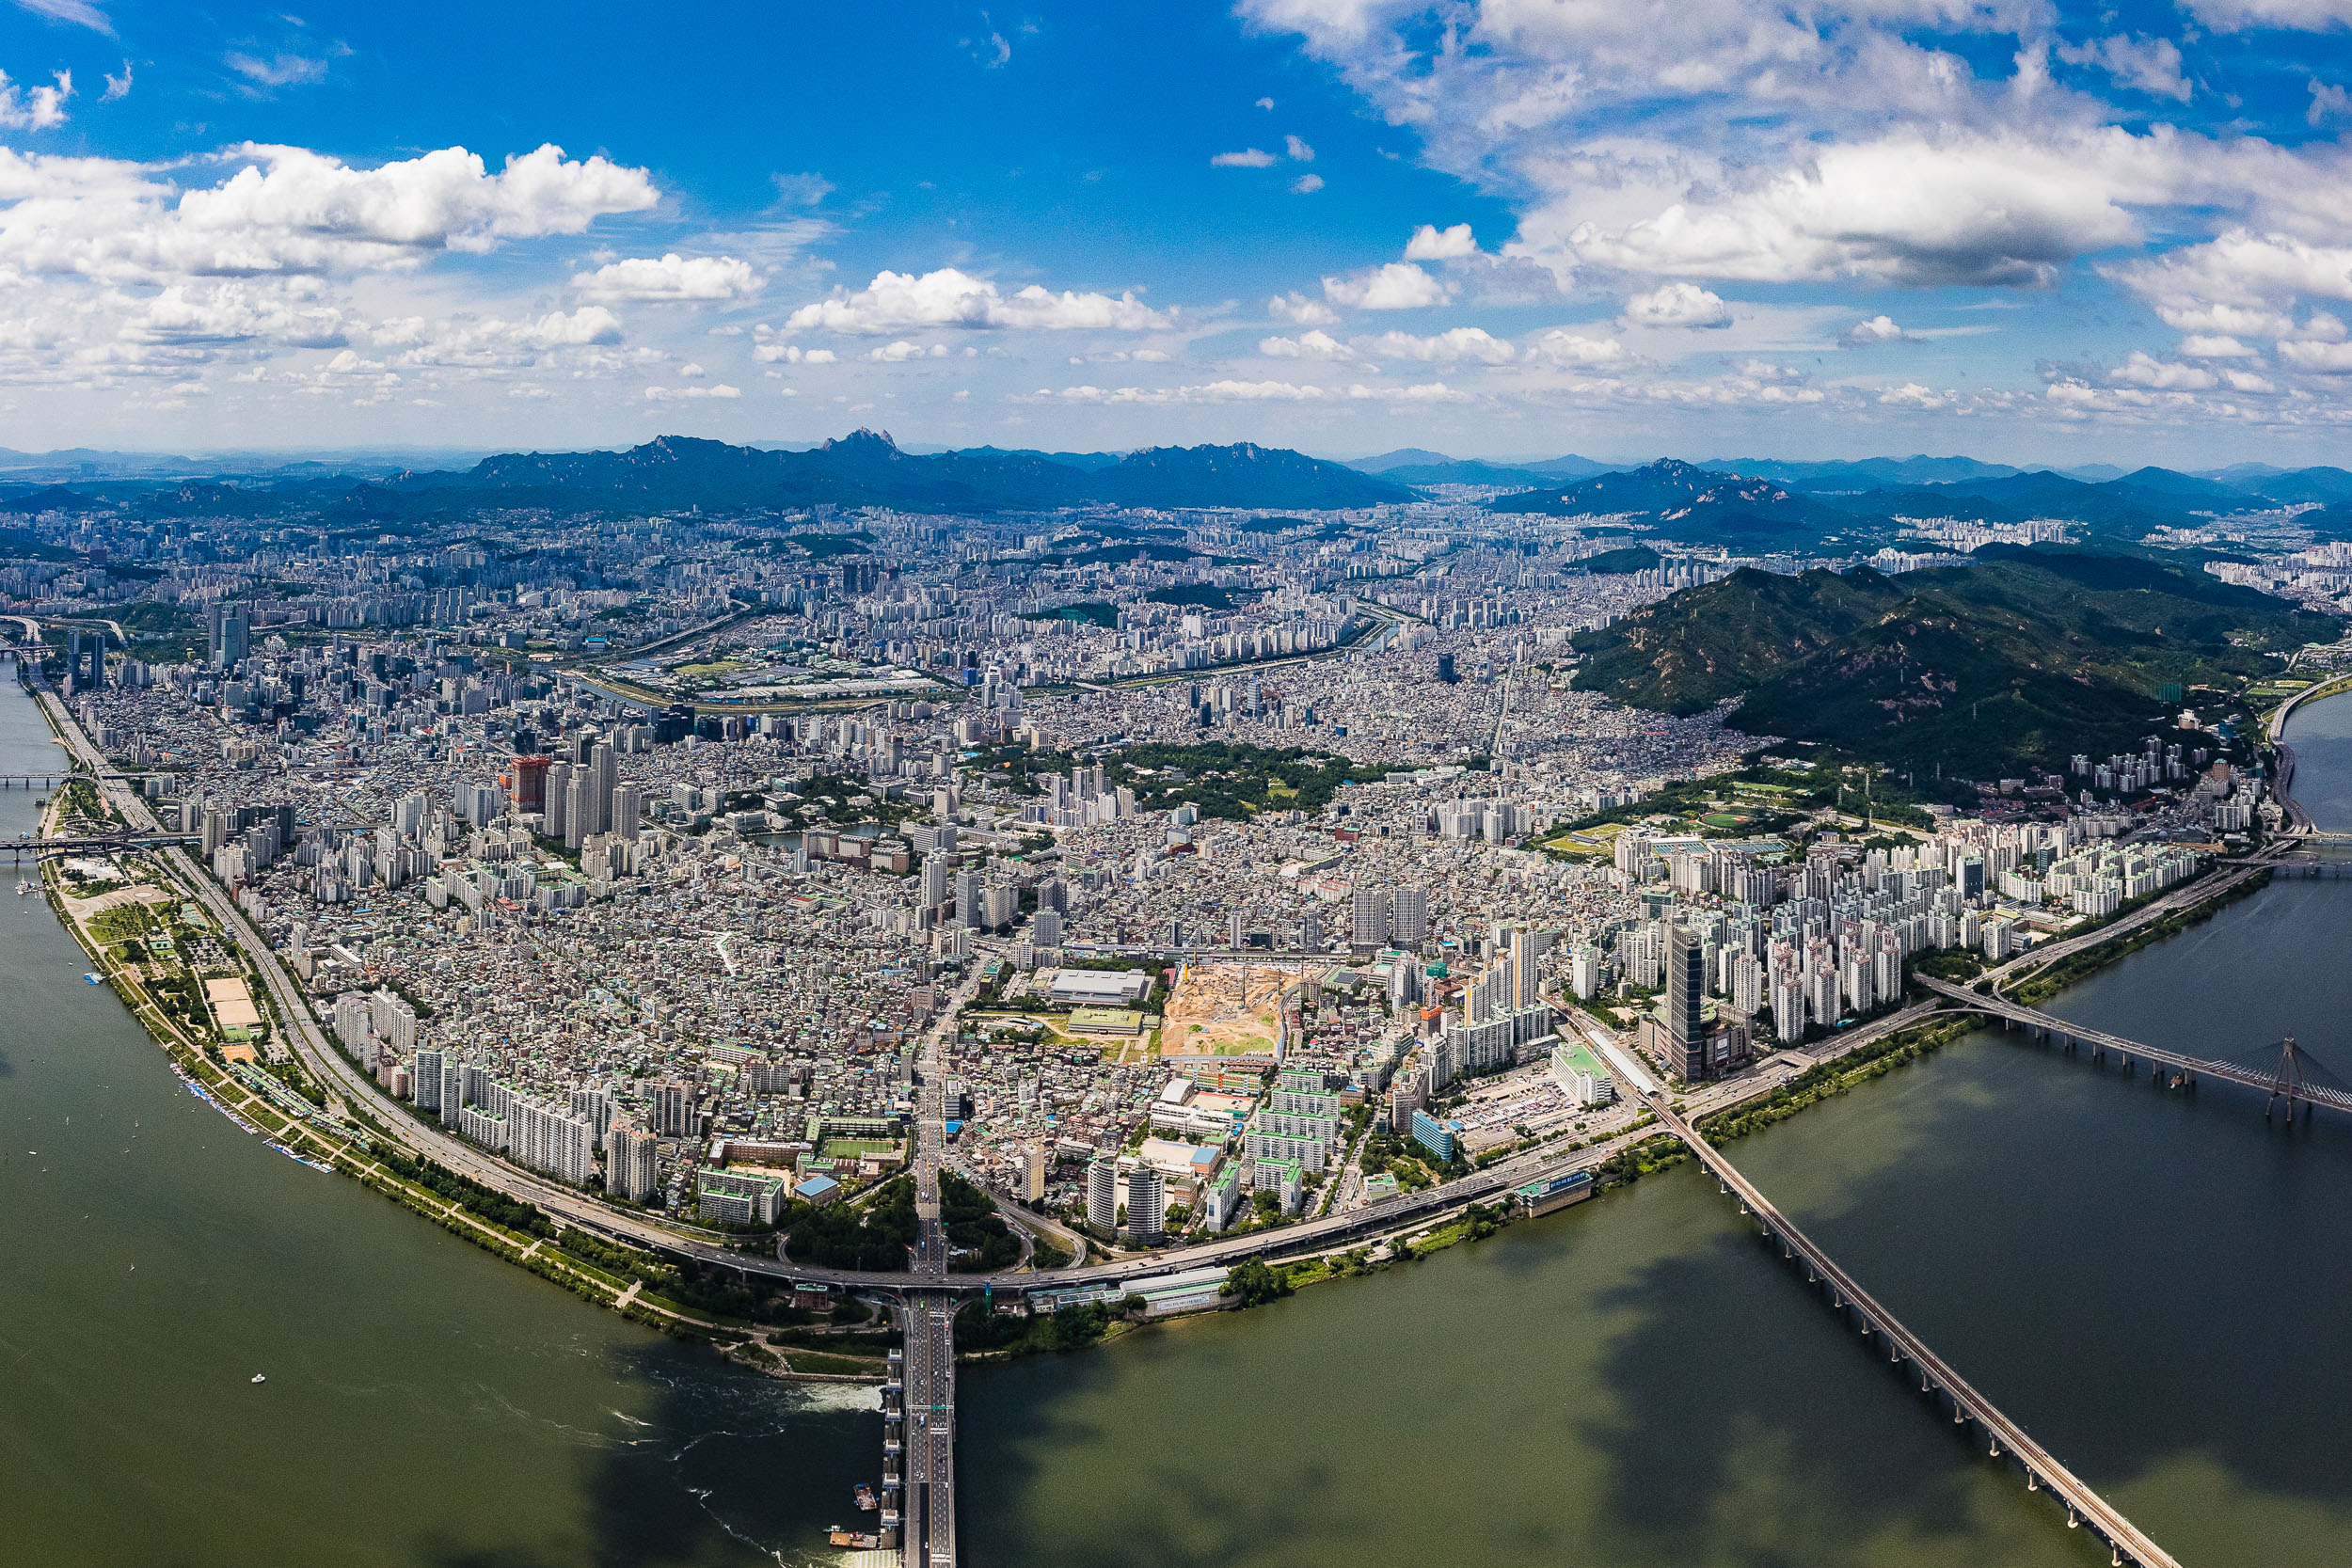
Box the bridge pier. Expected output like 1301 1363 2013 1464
881 1347 906 1551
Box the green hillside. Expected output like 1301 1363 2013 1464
1570 551 2336 776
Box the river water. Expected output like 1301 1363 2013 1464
2286 684 2352 830
12 669 2352 1567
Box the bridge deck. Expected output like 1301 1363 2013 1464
1654 1096 2180 1568
898 1296 956 1568
1918 976 2352 1117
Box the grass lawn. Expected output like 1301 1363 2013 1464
821 1138 902 1161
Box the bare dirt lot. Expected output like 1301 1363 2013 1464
1162 961 1301 1056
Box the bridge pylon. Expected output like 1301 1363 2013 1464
2265 1034 2317 1122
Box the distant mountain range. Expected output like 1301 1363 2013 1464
1695 455 2026 488
445 433 1413 512
0 445 496 483
0 432 1412 518
1470 454 2352 549
1346 448 1613 484
1569 547 2334 777
8 434 2352 534
1488 459 1848 547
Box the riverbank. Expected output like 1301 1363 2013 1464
40 832 879 1371
1162 862 2290 1320
24 640 2295 1384
2004 867 2274 1007
17 674 891 1386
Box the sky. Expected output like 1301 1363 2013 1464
8 3 2352 465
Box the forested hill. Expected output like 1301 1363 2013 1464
1568 549 2337 777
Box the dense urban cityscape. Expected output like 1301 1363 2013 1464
22 6 2352 1567
8 469 2296 1259
15 414 2352 1568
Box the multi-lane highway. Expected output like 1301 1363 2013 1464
895 1293 957 1567
896 950 961 1565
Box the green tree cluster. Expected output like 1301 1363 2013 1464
941 1170 1022 1273
953 1299 1111 1354
371 1142 552 1237
1218 1257 1294 1307
785 1178 918 1271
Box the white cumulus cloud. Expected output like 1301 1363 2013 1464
2178 334 2257 356
1267 291 1340 325
0 142 658 287
1522 329 1628 367
2183 0 2352 30
571 253 763 303
362 307 628 372
1212 148 1277 167
754 340 838 364
2107 350 2217 388
1354 325 1513 363
1321 261 1451 309
1260 329 1352 359
1403 223 1476 261
782 267 1174 335
1621 282 1733 329
2277 338 2352 372
644 382 740 400
0 68 71 129
2055 35 2192 102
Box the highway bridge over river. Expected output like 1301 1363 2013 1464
1917 974 2352 1120
1652 1089 2181 1568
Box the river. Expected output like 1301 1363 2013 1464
13 669 2352 1567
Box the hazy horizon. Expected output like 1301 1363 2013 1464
0 434 2311 480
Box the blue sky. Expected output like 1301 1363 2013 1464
6 1 2352 466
